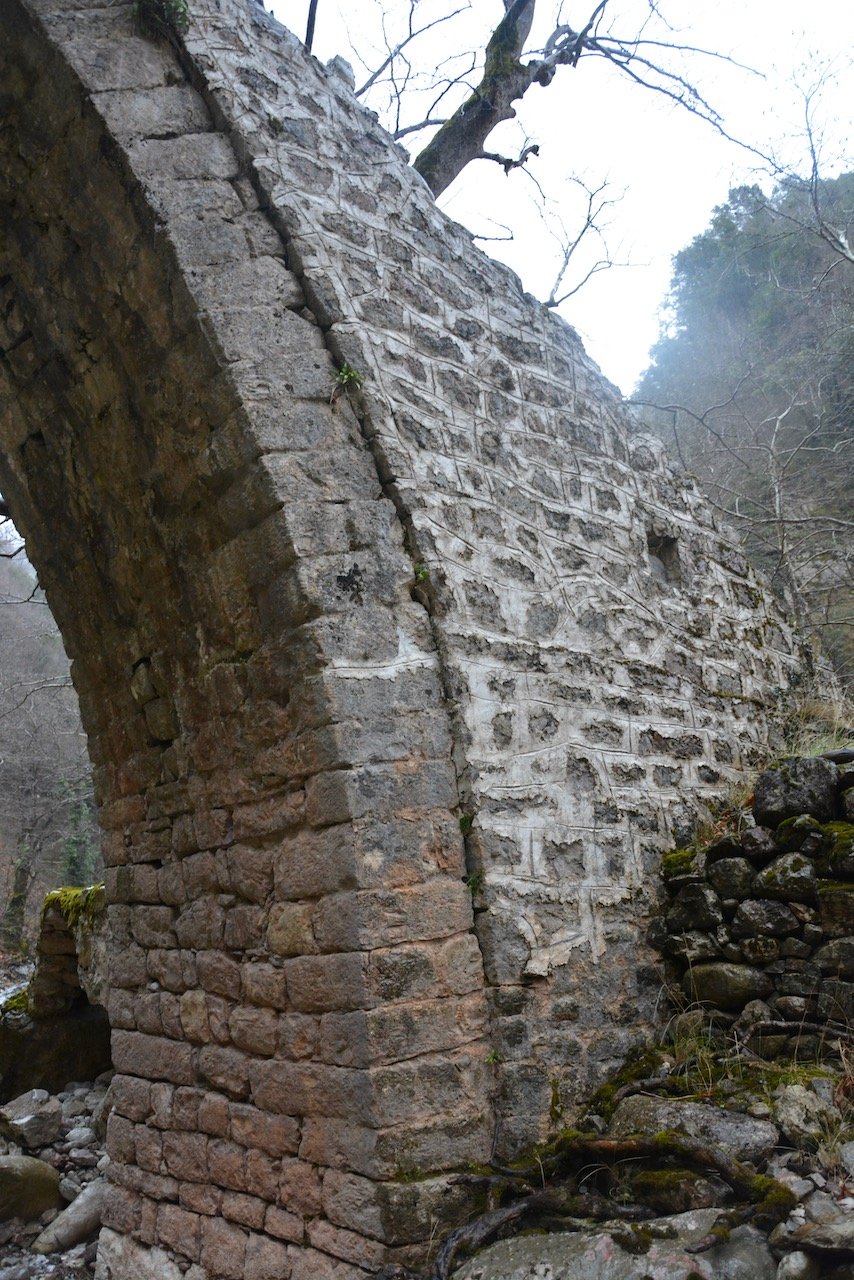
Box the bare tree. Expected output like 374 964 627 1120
337 0 760 197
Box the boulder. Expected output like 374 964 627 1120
730 899 800 938
707 858 756 900
811 936 854 980
775 1253 822 1280
0 1154 62 1221
753 757 838 828
31 1175 106 1253
752 854 817 904
454 1210 777 1280
775 816 824 856
786 1218 854 1256
683 962 772 1010
817 822 854 878
0 1089 63 1148
772 1084 837 1149
739 827 780 865
666 884 723 933
609 1096 779 1165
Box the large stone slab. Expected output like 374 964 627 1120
454 1210 776 1280
609 1095 779 1164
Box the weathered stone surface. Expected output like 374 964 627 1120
454 1211 776 1280
666 884 723 933
683 963 773 1010
772 1085 837 1149
786 1218 854 1255
94 1228 192 1280
775 1252 822 1280
0 1089 63 1148
752 853 817 903
817 822 854 878
0 1155 62 1222
731 899 800 938
812 936 854 979
753 758 839 829
739 828 779 865
774 815 824 856
0 1002 112 1103
707 857 756 900
31 1175 107 1253
609 1096 779 1164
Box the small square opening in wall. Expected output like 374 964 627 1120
647 531 681 583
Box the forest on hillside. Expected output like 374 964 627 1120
635 173 854 689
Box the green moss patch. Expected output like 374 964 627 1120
42 883 106 929
661 847 698 880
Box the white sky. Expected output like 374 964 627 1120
268 0 853 394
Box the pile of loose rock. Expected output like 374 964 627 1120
653 753 853 1060
0 1075 110 1280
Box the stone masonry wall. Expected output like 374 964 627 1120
177 0 805 1153
0 3 492 1276
0 0 806 1273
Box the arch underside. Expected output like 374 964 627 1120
0 2 490 1274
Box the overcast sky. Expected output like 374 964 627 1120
268 0 852 394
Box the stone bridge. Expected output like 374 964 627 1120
0 0 803 1274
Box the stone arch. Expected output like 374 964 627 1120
0 2 491 1274
1 0 809 1272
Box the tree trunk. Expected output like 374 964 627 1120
413 0 538 197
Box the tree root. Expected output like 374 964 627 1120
377 1131 797 1280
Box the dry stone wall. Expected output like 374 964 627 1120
0 0 806 1274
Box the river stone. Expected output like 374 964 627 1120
753 853 817 903
753 757 838 828
683 962 772 1010
453 1210 776 1280
775 1253 821 1280
0 1089 63 1148
707 858 755 900
730 899 800 937
843 788 854 823
786 1218 854 1255
609 1095 779 1164
0 1154 62 1221
772 1085 837 1149
31 1175 106 1253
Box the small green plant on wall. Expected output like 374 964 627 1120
331 362 364 403
133 0 190 39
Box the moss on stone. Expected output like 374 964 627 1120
749 1173 798 1229
42 883 106 929
586 1049 667 1120
661 847 698 881
0 988 29 1016
817 880 854 894
819 822 854 860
